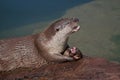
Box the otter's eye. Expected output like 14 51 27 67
55 26 61 31
56 28 59 31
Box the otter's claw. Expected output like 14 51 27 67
70 47 77 54
64 47 82 60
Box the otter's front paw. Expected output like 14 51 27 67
64 47 82 60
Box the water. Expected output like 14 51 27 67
64 0 120 62
0 0 91 34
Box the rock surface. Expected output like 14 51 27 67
0 56 120 80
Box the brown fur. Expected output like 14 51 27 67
0 35 47 71
0 18 81 71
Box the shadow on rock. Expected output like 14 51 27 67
0 56 120 80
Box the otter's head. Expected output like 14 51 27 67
44 18 80 40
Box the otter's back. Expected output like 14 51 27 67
0 35 46 71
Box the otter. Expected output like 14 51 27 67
0 18 82 71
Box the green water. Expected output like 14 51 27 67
0 0 91 38
63 0 120 62
110 35 120 61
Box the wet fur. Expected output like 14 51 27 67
0 18 80 71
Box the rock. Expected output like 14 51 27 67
0 56 120 80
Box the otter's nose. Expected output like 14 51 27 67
72 18 79 22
